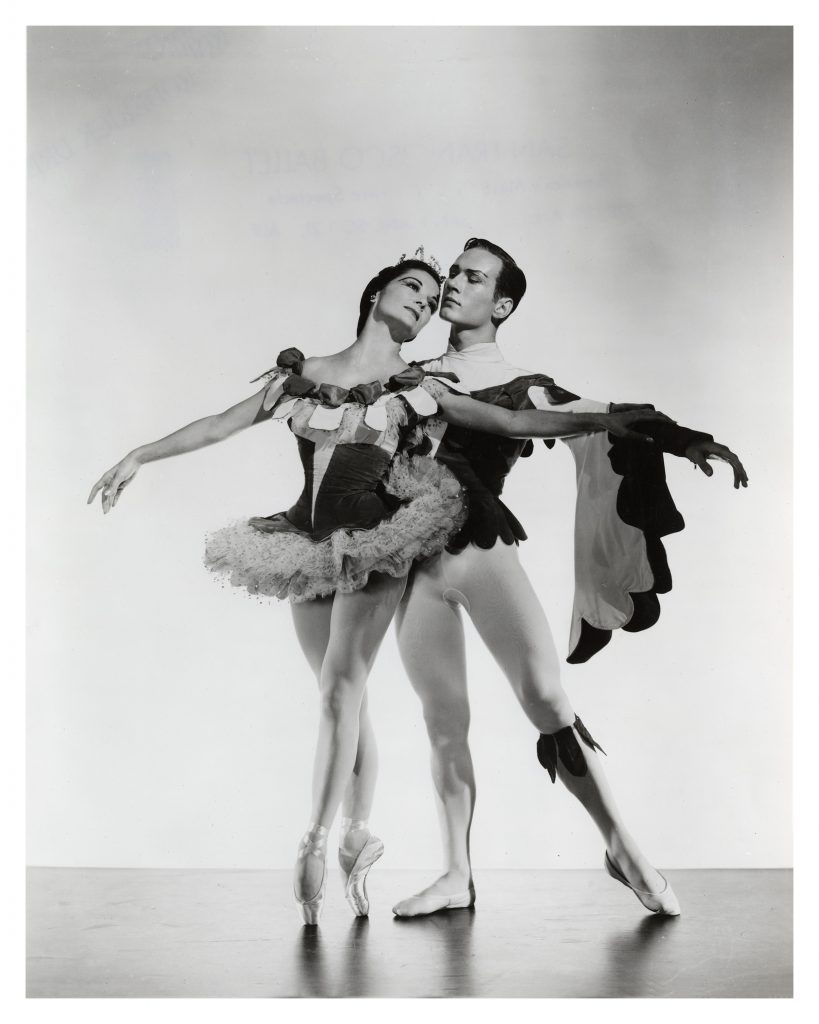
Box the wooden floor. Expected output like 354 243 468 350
27 867 792 998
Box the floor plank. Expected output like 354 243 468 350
27 867 792 998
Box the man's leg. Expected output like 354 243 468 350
460 542 674 903
392 562 476 916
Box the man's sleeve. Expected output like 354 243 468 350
608 402 713 457
528 385 713 456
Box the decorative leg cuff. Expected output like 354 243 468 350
536 715 606 783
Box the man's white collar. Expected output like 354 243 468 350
444 341 506 360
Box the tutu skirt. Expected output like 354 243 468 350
204 455 466 602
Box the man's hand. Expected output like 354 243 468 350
684 440 749 489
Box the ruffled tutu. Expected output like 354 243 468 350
204 456 466 602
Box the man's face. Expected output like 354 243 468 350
439 248 504 328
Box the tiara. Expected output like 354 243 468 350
398 245 442 278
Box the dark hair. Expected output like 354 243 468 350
356 259 443 336
463 237 527 325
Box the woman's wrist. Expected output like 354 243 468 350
586 413 609 432
130 446 151 466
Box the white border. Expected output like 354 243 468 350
5 2 812 1020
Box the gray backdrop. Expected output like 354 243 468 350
27 26 791 869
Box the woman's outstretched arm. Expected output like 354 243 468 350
436 393 749 488
435 391 675 443
87 386 271 513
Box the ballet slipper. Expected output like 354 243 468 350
392 879 476 918
604 851 681 916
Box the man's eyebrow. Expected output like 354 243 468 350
448 264 488 279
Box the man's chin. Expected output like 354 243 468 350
439 307 464 325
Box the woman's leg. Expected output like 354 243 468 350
294 572 408 903
291 598 378 830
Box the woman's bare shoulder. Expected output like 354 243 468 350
299 354 334 383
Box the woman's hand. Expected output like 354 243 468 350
87 453 142 513
684 439 749 489
85 389 272 515
603 408 677 442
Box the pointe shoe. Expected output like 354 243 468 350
339 833 385 917
294 826 328 926
604 851 681 916
392 880 476 918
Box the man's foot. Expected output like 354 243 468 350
604 836 681 916
392 872 475 918
606 835 666 895
604 851 680 916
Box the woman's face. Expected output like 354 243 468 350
374 268 440 341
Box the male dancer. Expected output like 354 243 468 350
392 238 747 917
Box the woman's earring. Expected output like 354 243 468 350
369 295 377 302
